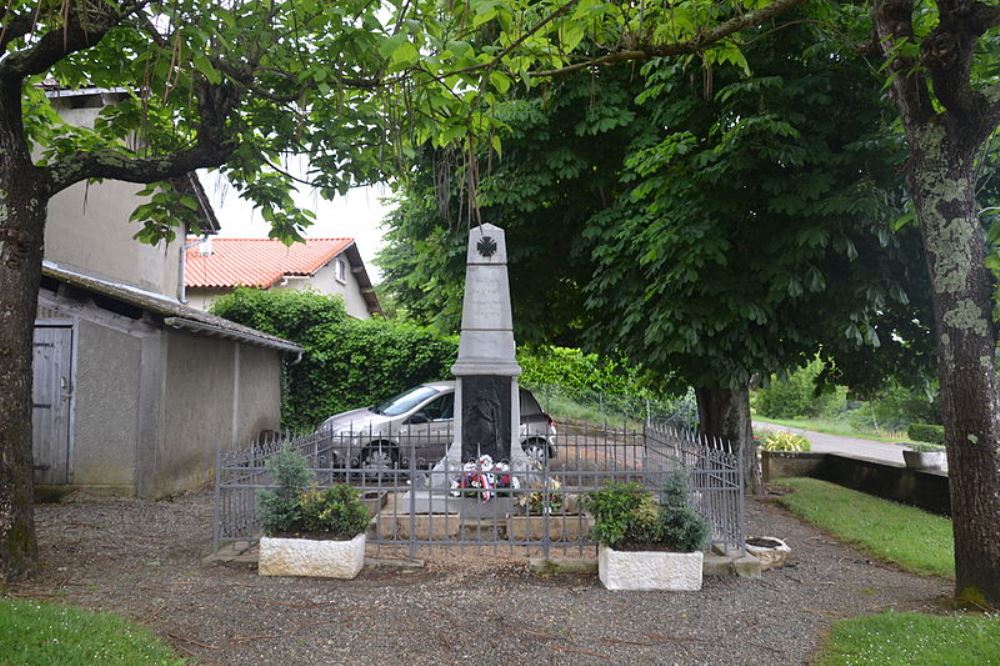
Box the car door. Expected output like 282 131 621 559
409 391 454 464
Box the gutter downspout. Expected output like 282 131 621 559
178 235 207 304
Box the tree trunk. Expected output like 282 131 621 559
0 77 45 584
694 384 761 495
909 127 1000 605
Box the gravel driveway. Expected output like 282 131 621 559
11 490 947 665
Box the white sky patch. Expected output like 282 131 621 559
198 169 396 284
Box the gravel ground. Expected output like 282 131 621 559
10 490 948 665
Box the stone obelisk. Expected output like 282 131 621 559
439 223 529 472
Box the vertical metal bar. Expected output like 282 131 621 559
409 423 417 560
213 431 223 552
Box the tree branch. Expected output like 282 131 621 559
0 1 144 79
528 0 806 77
922 0 998 141
43 80 240 195
0 10 36 51
872 0 934 129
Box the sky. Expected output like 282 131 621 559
199 172 396 284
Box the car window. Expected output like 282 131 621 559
519 389 544 416
422 393 454 420
374 386 440 416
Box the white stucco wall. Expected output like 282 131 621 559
44 103 181 297
281 258 371 319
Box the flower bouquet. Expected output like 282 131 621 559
450 455 520 502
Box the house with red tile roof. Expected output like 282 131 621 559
183 237 381 319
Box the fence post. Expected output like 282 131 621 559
408 424 417 560
213 435 222 553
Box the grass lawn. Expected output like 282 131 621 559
755 416 907 443
773 478 954 578
817 611 1000 665
0 597 183 665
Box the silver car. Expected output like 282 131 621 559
317 381 557 468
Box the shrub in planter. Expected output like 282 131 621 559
257 449 370 579
902 442 947 471
585 475 710 591
761 431 811 453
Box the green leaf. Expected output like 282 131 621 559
192 52 221 85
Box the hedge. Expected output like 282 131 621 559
907 423 945 444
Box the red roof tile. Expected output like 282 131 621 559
184 237 355 289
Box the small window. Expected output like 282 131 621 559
335 258 346 283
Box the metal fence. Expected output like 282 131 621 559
214 421 744 559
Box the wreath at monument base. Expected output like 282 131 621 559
450 455 520 502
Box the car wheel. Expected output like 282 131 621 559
522 439 549 465
362 442 397 470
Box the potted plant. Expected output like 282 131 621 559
585 473 710 591
257 448 370 579
902 442 947 471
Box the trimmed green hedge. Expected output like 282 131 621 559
213 289 457 432
907 423 945 444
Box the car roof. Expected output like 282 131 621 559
422 380 455 391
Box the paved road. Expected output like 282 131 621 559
754 421 908 465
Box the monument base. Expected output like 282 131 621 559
430 440 533 490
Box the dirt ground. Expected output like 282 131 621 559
10 490 948 665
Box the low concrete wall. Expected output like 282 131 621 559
763 451 951 515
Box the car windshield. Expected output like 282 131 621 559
373 386 439 416
519 389 543 416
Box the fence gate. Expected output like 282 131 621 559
32 324 74 485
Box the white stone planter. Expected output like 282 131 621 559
745 536 791 571
903 450 947 471
598 545 703 591
259 533 365 579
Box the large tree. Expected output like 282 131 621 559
381 16 936 493
870 0 1000 604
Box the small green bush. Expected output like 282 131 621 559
296 484 370 538
256 449 368 538
761 431 811 452
585 474 709 552
257 448 314 534
907 423 945 444
755 358 846 419
908 442 945 453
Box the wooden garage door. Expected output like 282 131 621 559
32 325 73 485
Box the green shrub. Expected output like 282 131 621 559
755 358 846 419
907 423 945 444
761 431 811 452
213 289 458 431
211 287 347 340
296 484 370 538
585 474 709 552
256 448 368 538
257 448 313 534
908 442 945 453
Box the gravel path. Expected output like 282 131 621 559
11 491 948 665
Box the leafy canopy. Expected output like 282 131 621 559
10 0 805 244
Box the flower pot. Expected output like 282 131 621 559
745 536 791 571
506 514 589 542
259 533 365 579
903 450 946 471
598 545 703 591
